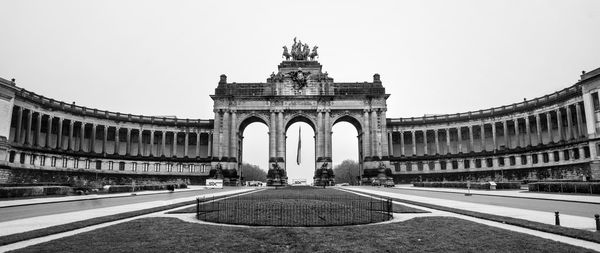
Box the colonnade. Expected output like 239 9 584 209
10 106 212 158
390 102 587 156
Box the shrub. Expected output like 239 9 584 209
528 182 600 194
0 186 72 198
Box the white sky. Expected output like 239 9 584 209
1 0 600 183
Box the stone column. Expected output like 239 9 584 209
423 130 428 155
45 116 52 148
514 119 520 147
103 126 108 155
68 120 74 150
481 124 486 151
434 129 439 154
277 110 285 160
230 110 238 161
114 127 120 155
172 132 177 157
469 126 474 152
213 110 221 159
566 105 573 140
525 117 531 146
196 131 201 157
380 109 388 157
457 127 462 153
222 111 230 158
411 131 417 155
35 113 42 146
56 118 63 149
183 131 189 157
125 128 131 155
371 110 378 157
149 130 155 156
79 122 85 152
535 114 542 144
160 131 166 156
208 131 213 157
546 112 553 143
137 129 143 156
556 109 563 141
362 110 370 158
270 110 278 159
503 121 509 149
446 128 451 154
400 130 405 156
388 131 394 156
15 107 22 143
492 123 497 150
575 103 584 138
25 110 32 145
90 124 96 153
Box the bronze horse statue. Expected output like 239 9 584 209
282 46 291 60
309 46 319 61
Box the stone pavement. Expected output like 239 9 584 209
345 186 598 231
393 184 600 204
0 187 256 237
0 185 215 208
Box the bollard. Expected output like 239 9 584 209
595 214 599 231
555 211 560 226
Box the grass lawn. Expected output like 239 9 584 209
168 186 427 226
13 216 593 253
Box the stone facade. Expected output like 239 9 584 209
1 58 600 185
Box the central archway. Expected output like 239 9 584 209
285 114 316 185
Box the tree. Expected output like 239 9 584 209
333 160 360 185
240 163 267 181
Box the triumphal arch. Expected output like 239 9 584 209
210 39 390 186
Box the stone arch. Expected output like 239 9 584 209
331 113 363 132
284 113 317 133
238 113 270 134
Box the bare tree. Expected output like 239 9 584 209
240 163 267 181
333 160 359 185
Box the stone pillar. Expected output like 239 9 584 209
15 107 22 143
68 120 74 150
411 130 416 155
172 132 177 157
503 121 509 149
183 131 189 157
230 110 237 161
160 131 165 156
525 117 531 146
25 110 32 145
45 116 52 148
149 130 155 156
196 131 201 157
468 126 474 152
556 109 563 141
514 119 520 147
434 129 439 154
546 112 553 143
388 131 394 156
208 131 213 157
222 111 230 159
481 124 486 151
535 114 542 144
423 130 428 155
270 110 278 159
114 127 120 155
400 130 405 156
277 110 285 160
79 122 85 152
90 124 96 153
35 113 42 146
362 110 370 158
492 123 497 150
371 110 378 157
137 129 143 156
56 118 63 149
575 103 584 138
213 110 221 159
102 126 108 155
566 105 573 140
446 128 451 154
380 109 388 157
457 127 462 153
125 128 131 155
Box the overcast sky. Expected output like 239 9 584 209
2 0 600 183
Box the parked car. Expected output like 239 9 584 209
384 180 395 187
371 179 381 186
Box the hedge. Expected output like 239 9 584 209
413 181 521 190
528 182 600 195
0 186 72 198
106 183 188 193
